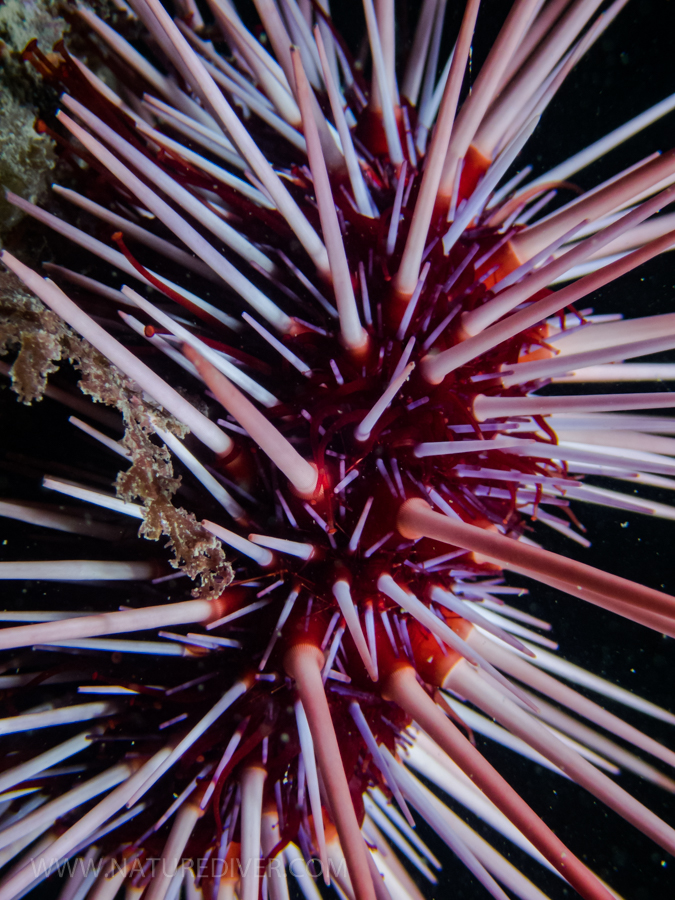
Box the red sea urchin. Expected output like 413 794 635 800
1 1 675 899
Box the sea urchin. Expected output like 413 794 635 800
1 2 675 900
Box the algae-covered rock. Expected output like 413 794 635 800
0 91 57 234
0 0 67 235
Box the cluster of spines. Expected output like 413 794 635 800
1 1 675 900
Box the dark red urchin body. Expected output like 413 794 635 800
1 3 675 900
